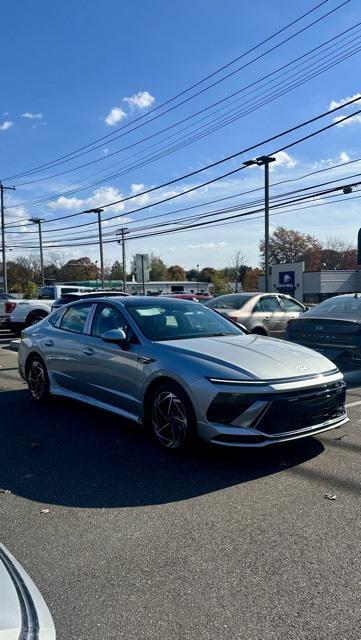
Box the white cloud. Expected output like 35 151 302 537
123 91 155 110
0 120 13 131
333 114 361 128
339 151 350 163
21 112 43 120
329 92 361 110
272 151 297 170
328 92 361 127
105 107 127 126
49 186 127 214
168 242 228 252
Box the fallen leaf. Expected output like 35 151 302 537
40 508 50 514
324 494 337 500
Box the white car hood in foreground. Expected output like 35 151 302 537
0 544 55 639
160 334 336 380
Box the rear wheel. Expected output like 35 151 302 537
251 327 267 336
147 383 197 450
26 356 50 401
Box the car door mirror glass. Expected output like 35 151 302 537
101 328 127 346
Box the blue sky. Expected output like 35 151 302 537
1 0 361 269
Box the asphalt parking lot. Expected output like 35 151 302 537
0 329 361 640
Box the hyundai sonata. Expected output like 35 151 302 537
18 297 348 449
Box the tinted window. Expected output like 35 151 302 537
281 297 304 312
307 296 361 317
60 287 80 295
127 302 242 341
37 286 55 300
92 304 129 337
207 294 254 310
60 304 93 334
48 310 64 327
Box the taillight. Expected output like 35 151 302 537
5 302 16 313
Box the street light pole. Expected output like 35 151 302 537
30 218 45 285
117 228 129 293
244 155 276 292
84 208 104 288
0 182 16 294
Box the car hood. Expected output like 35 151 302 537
158 334 336 380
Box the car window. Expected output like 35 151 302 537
281 297 304 312
307 296 361 316
37 286 55 300
257 297 282 312
60 287 80 295
207 294 254 310
60 303 93 334
127 302 242 341
48 309 64 327
92 304 130 337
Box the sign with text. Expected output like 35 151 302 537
278 271 295 290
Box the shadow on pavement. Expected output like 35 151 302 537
0 389 324 509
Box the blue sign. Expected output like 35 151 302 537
278 271 295 289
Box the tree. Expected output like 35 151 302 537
319 237 357 270
149 255 169 281
168 265 186 281
186 268 201 281
7 260 33 292
199 267 216 283
210 272 232 296
23 281 38 299
243 268 261 291
111 260 123 280
227 249 248 291
259 227 321 269
58 257 98 282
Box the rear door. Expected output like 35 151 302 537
43 302 95 394
78 302 141 417
253 296 284 337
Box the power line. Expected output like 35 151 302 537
3 0 340 181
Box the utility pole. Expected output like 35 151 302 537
30 218 45 285
0 182 16 294
141 254 145 296
243 155 276 292
85 208 104 288
117 228 129 293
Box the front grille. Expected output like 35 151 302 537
255 382 346 436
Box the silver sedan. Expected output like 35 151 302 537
18 297 348 450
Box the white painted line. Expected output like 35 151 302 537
345 400 361 408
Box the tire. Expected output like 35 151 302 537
146 382 197 450
26 356 50 401
26 313 47 328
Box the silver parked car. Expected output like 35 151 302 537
206 293 307 337
18 297 347 450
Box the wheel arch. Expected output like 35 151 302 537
251 326 268 336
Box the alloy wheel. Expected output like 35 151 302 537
152 391 189 448
28 360 46 400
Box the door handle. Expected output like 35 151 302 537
43 340 54 347
137 356 155 364
83 347 95 356
264 316 271 321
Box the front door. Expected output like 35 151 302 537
253 296 284 337
79 302 141 418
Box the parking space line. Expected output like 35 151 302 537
345 400 361 408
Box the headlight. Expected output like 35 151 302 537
207 377 264 385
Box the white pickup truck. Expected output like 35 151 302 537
3 284 92 335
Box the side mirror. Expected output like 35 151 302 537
303 306 310 312
101 328 128 347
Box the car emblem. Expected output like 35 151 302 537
315 325 324 331
296 364 310 374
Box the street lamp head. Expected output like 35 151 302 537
343 185 353 194
256 155 276 165
84 208 104 214
243 159 257 167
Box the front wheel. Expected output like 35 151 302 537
147 383 197 450
26 357 50 401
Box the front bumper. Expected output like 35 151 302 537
193 370 348 447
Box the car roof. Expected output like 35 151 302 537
59 291 129 299
68 295 200 307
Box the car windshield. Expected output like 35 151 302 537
307 296 361 317
206 294 255 310
126 302 243 341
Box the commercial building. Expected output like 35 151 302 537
259 261 361 303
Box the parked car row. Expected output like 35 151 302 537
18 295 348 451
